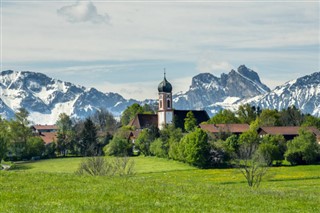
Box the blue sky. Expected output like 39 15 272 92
1 0 319 100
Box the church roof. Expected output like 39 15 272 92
128 114 158 129
128 110 209 131
158 76 172 93
173 110 210 130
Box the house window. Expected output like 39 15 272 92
167 100 171 108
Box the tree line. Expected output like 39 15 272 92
1 104 320 168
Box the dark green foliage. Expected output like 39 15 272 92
121 103 144 126
302 115 320 129
279 106 304 126
154 125 183 159
285 129 320 165
238 129 260 146
25 137 45 159
43 143 56 159
258 134 286 165
7 109 33 160
92 108 118 134
208 109 240 124
150 138 168 158
0 135 8 162
56 113 74 156
237 104 258 124
79 118 98 156
184 111 197 132
178 128 210 168
104 136 133 156
135 126 159 156
259 109 280 126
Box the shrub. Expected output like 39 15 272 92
178 128 210 168
104 136 133 156
150 138 168 158
285 129 320 165
76 157 135 176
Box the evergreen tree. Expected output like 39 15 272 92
184 111 197 132
79 118 98 156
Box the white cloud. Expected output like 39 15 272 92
57 1 110 24
196 52 235 76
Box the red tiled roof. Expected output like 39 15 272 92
39 132 57 144
32 125 58 131
200 123 250 133
129 114 158 129
259 126 320 136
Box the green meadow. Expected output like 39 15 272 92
1 157 320 212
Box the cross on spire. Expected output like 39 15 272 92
164 68 166 78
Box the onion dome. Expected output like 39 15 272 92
158 74 172 93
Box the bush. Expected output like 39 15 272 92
150 138 168 158
178 128 210 168
104 136 133 156
76 157 135 176
285 129 320 165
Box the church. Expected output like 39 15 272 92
129 73 209 131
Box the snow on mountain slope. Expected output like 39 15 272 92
0 70 137 124
246 72 320 117
1 67 319 124
173 65 271 112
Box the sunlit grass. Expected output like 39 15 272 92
1 157 320 212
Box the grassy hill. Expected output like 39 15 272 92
1 157 320 212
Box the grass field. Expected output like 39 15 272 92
1 157 320 212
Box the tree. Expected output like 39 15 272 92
25 137 45 159
135 126 159 156
56 113 74 156
0 136 8 163
236 142 269 188
121 103 144 126
7 109 32 160
92 108 118 134
178 128 210 168
238 129 260 147
302 115 320 129
79 118 98 156
258 134 286 165
285 129 319 165
184 111 197 132
0 118 9 162
259 109 280 126
104 136 133 156
150 124 182 159
208 109 240 124
279 106 304 126
237 104 258 124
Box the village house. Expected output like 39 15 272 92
257 126 320 143
200 123 250 136
31 125 58 145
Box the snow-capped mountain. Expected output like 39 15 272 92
0 70 137 124
1 66 319 124
246 72 320 117
173 65 271 114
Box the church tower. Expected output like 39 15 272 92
157 72 173 130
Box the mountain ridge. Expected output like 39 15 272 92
0 66 319 124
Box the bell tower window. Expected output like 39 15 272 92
167 100 171 108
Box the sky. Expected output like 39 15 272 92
1 0 319 101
